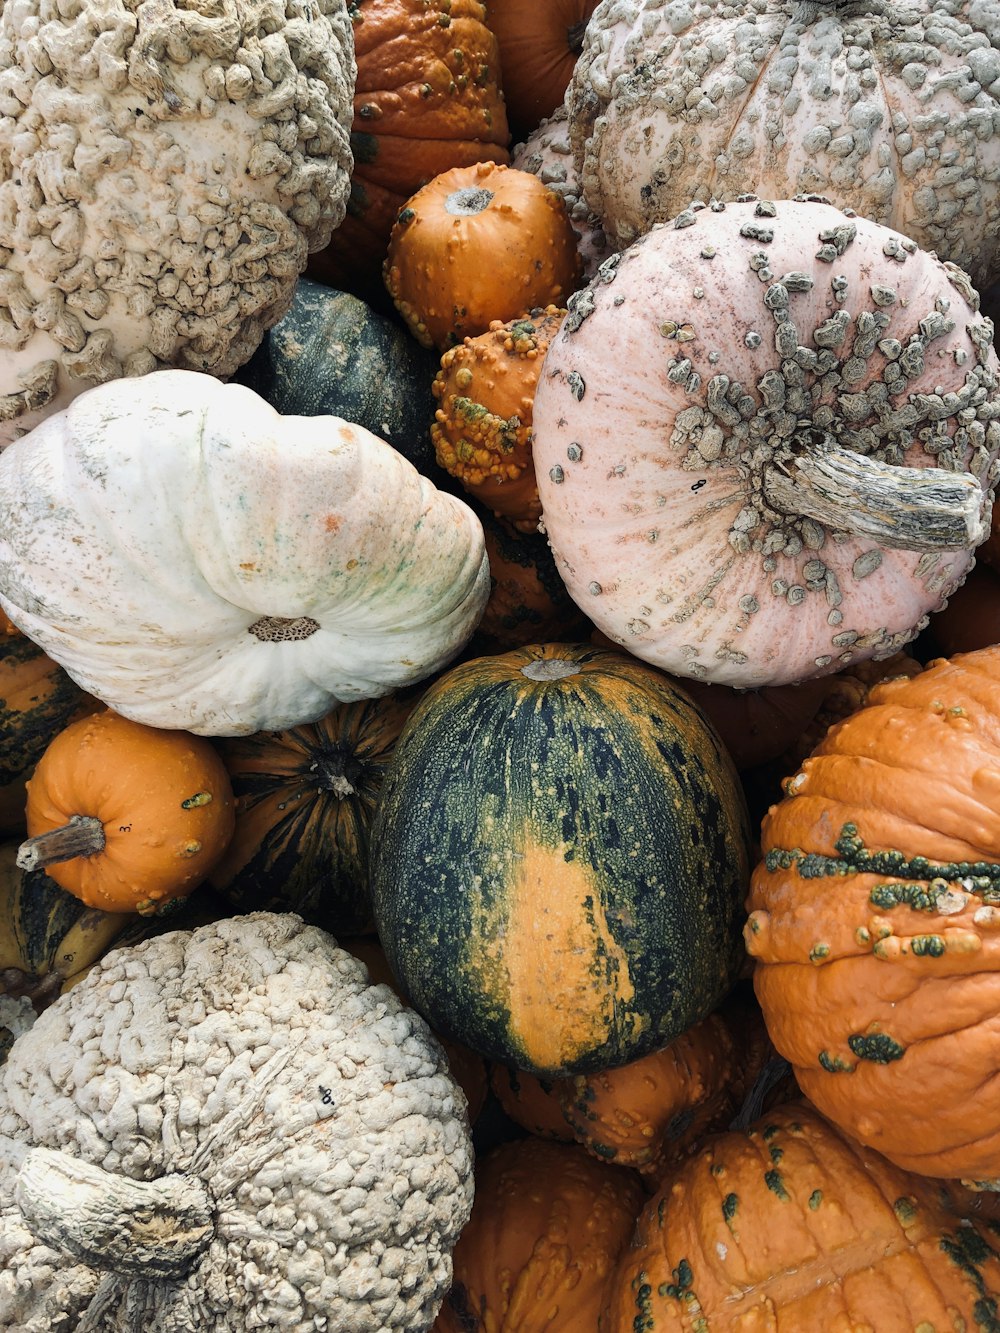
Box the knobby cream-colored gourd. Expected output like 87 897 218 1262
0 370 490 736
0 0 356 445
567 0 1000 290
0 913 475 1331
533 197 1000 688
19 710 236 915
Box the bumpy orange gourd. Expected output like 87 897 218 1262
746 644 1000 1181
562 997 777 1181
432 306 564 531
20 711 235 915
599 1101 1000 1331
384 163 582 350
306 0 510 296
433 1137 645 1332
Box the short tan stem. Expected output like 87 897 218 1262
762 447 988 552
16 1146 215 1279
16 815 105 872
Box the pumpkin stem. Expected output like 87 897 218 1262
16 815 106 873
762 446 989 552
444 187 494 217
16 1146 215 1279
311 746 363 798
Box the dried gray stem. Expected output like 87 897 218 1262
762 447 987 552
16 814 105 871
16 1146 215 1279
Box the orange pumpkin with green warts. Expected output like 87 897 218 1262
307 0 510 298
433 1136 645 1332
384 163 582 351
599 1101 1000 1332
370 642 752 1076
746 644 1000 1182
208 694 418 936
432 306 564 532
20 711 235 916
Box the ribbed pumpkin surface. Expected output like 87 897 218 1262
370 643 751 1075
210 694 417 935
0 635 96 837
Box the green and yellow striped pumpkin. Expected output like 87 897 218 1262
209 693 419 935
369 643 752 1076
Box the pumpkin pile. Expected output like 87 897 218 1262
1 0 1000 1328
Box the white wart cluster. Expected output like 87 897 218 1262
0 0 356 443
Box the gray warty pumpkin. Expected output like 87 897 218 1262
0 913 474 1332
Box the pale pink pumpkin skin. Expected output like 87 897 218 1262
532 197 1000 688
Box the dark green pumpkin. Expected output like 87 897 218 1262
369 643 752 1077
233 278 445 479
209 693 418 934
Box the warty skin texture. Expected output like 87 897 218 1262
0 912 475 1332
0 0 356 444
568 0 1000 289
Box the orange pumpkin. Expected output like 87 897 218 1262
488 0 599 139
746 644 1000 1181
384 163 582 350
488 1063 576 1141
433 1136 645 1332
306 0 510 298
600 1101 1000 1331
20 711 236 915
432 306 564 531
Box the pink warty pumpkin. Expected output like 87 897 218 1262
532 196 1000 688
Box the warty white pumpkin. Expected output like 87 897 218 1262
0 369 490 735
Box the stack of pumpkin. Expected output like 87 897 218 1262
2 0 1000 1328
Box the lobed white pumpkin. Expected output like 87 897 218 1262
0 369 490 735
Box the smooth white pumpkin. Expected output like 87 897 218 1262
0 370 490 735
532 197 1000 688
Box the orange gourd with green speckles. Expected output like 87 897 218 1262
434 1136 644 1332
307 0 510 296
432 307 564 532
746 644 1000 1182
19 711 235 915
599 1101 1000 1331
384 163 582 350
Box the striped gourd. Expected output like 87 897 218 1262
209 693 418 935
370 643 752 1076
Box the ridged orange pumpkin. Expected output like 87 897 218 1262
431 306 564 531
384 163 582 350
488 0 599 140
746 644 1000 1181
0 634 99 838
599 1101 1000 1331
208 694 417 935
20 711 235 915
306 0 510 298
434 1136 645 1332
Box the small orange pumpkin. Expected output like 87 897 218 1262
20 711 236 915
433 1136 645 1332
432 306 564 531
383 163 582 350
